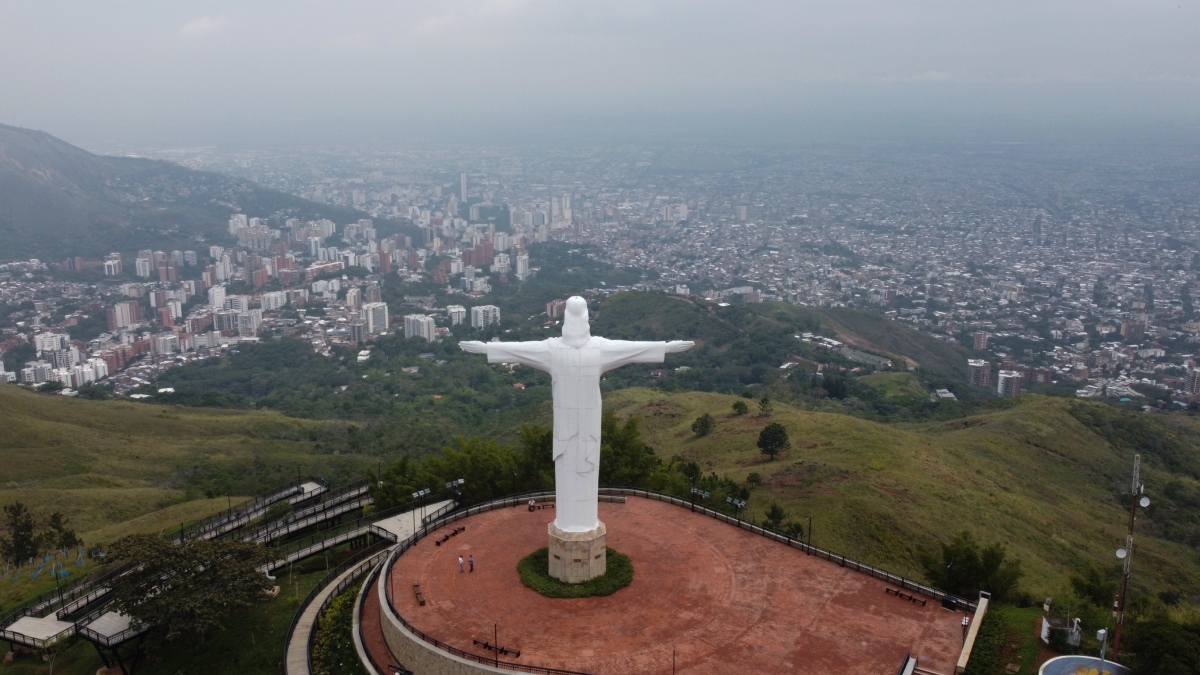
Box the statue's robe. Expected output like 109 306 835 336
483 336 667 531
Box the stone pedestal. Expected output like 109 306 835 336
547 521 606 583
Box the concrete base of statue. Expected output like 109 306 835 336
547 521 607 583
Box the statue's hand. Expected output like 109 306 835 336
459 341 488 354
665 340 695 353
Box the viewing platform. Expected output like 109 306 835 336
362 495 972 675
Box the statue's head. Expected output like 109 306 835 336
561 296 590 347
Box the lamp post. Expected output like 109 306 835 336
726 497 746 524
691 487 709 513
1112 454 1149 661
411 488 430 534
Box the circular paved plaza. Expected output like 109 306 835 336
363 496 968 674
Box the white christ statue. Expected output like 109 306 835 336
461 296 692 582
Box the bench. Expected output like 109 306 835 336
434 526 467 546
885 587 927 607
413 583 426 607
473 639 520 659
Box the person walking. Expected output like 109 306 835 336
458 555 464 573
469 555 474 572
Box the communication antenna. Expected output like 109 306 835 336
1112 454 1148 660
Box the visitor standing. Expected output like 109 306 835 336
469 555 474 572
458 555 464 572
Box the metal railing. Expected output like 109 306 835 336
75 606 148 648
243 494 372 545
0 561 136 650
262 493 455 572
375 487 973 674
281 539 394 675
243 481 372 543
356 564 391 675
596 487 974 611
168 476 328 543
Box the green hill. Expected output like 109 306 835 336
0 122 403 259
605 388 1200 600
0 385 378 542
591 291 969 383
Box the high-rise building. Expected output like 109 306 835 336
363 302 389 336
237 309 263 337
973 331 988 351
345 287 361 310
446 305 466 326
547 299 567 319
967 359 992 387
208 285 226 311
103 253 122 276
106 301 142 331
460 172 467 201
261 291 287 311
34 332 70 353
997 370 1023 397
228 214 249 235
184 250 198 266
227 294 250 312
134 255 152 278
471 305 500 329
404 314 435 342
515 253 530 281
1186 368 1200 395
1120 321 1145 342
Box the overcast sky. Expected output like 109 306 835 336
2 1 1198 148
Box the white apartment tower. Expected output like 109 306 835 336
362 302 389 336
471 305 501 329
208 285 227 311
404 314 436 342
446 305 466 326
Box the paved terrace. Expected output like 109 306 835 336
369 497 968 675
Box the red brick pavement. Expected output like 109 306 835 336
370 497 967 675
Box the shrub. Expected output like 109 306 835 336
732 400 749 415
517 548 633 598
691 413 716 437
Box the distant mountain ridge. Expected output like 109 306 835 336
0 123 370 260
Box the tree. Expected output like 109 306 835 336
757 422 789 460
0 502 38 567
691 413 716 437
599 412 661 487
758 396 773 416
1070 564 1117 608
732 400 749 415
44 512 79 554
106 534 275 644
1123 618 1200 675
764 502 787 530
921 531 1024 602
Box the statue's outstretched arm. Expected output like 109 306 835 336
599 339 693 372
460 339 552 371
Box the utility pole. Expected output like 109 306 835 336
1113 454 1148 661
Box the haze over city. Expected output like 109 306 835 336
2 1 1199 147
1 3 1200 674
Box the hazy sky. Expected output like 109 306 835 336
2 1 1198 147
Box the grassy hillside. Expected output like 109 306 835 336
0 122 409 259
0 385 381 540
605 388 1200 600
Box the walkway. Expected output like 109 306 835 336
285 548 394 675
282 500 452 675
